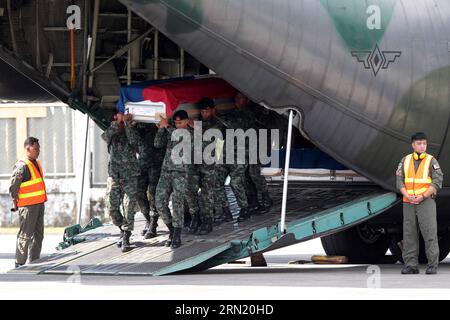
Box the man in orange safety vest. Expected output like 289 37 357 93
9 137 47 268
397 132 443 275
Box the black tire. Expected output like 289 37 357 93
389 231 450 264
321 224 390 264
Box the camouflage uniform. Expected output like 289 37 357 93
135 123 165 223
102 121 140 232
199 117 224 221
214 165 230 213
185 168 200 218
216 108 254 210
207 118 230 219
245 104 272 209
154 126 195 229
224 164 248 209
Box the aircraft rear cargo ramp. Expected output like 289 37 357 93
11 181 397 276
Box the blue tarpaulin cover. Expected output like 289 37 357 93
270 148 347 170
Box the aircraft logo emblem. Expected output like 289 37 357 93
351 44 402 76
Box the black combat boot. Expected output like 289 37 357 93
141 220 151 236
199 217 213 235
263 192 273 210
184 211 192 228
216 206 233 223
223 207 234 222
121 231 132 253
171 227 182 249
117 228 124 248
165 224 174 247
237 207 251 222
144 215 159 239
250 204 264 215
254 193 273 215
247 195 260 215
189 212 202 234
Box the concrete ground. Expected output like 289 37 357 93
1 231 450 299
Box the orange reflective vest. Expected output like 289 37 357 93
403 153 433 203
17 159 47 207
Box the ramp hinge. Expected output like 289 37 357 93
367 202 373 215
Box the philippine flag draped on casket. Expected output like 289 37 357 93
117 76 237 123
116 76 193 113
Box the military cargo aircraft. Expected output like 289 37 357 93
2 0 450 273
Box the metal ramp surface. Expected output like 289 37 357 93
10 182 398 276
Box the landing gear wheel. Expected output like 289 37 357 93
321 224 390 264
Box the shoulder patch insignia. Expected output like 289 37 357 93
433 164 440 170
